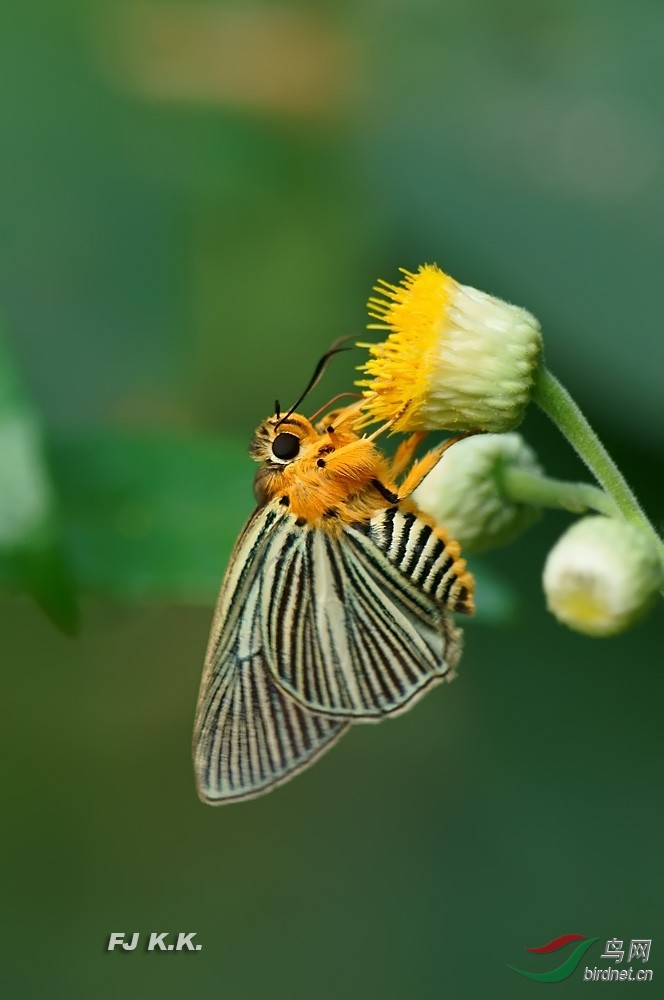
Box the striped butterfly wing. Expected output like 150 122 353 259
194 504 348 804
265 507 464 720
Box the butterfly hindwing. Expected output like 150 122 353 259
265 507 463 719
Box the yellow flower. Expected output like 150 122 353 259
543 516 662 637
357 264 542 432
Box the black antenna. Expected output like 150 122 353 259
275 335 354 427
274 399 281 419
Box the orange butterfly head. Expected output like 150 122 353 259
249 403 394 525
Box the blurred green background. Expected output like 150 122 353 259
1 1 662 997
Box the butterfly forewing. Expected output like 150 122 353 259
194 504 348 803
265 508 462 719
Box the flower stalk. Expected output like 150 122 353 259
495 465 619 518
532 366 664 562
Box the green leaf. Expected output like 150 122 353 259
49 429 251 603
0 331 79 635
7 541 80 637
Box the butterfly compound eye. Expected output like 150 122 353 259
271 432 300 461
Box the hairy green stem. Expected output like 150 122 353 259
532 366 663 559
498 466 619 517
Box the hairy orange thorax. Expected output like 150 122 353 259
251 408 395 529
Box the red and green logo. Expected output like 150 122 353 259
509 934 599 983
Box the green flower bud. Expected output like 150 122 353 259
413 432 542 553
543 516 663 637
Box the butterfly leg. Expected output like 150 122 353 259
398 433 476 498
389 432 426 480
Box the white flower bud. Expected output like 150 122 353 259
414 433 542 553
357 264 542 432
543 516 662 636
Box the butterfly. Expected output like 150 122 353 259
193 348 474 804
